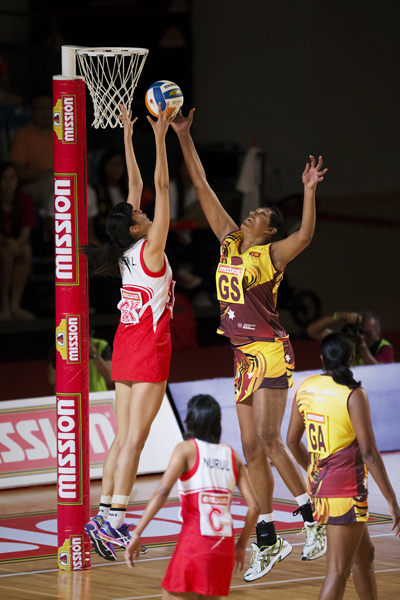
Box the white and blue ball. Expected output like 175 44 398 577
145 80 183 117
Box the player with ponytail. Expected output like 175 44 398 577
82 103 176 560
287 332 400 600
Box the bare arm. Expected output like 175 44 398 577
348 387 400 536
271 156 327 271
118 105 143 209
172 109 237 242
307 312 362 342
286 395 309 471
233 454 260 574
141 104 176 272
124 441 193 568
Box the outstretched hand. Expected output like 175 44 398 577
118 104 138 136
302 155 328 189
124 532 142 569
390 502 400 537
147 102 176 137
170 108 195 135
233 541 246 575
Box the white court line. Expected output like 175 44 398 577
112 568 400 600
0 532 396 580
0 555 172 578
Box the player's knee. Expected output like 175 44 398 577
255 428 282 454
111 435 127 452
355 541 375 568
328 565 352 582
241 441 262 465
124 433 148 453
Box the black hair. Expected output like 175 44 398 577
184 394 222 444
81 203 139 278
265 205 285 242
0 161 23 237
321 332 361 389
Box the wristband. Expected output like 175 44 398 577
333 312 338 322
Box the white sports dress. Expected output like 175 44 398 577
111 239 174 382
162 438 238 596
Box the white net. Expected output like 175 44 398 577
76 47 149 128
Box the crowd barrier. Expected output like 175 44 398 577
1 364 398 489
0 390 183 489
169 363 400 463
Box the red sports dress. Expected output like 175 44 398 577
162 439 239 596
111 239 174 382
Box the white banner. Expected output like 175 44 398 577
0 390 183 489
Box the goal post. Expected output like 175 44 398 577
53 74 90 571
53 45 148 572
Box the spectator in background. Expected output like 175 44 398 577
92 148 128 244
0 162 36 320
307 310 394 365
10 92 53 207
0 55 22 106
48 326 112 392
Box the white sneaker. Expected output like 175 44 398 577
243 536 293 582
301 522 327 560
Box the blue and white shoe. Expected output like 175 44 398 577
85 515 116 561
99 521 147 554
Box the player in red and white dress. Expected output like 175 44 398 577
171 109 328 581
83 103 176 560
125 395 260 598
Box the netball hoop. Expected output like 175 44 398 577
53 45 148 573
62 46 149 128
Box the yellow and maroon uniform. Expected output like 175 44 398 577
215 230 294 402
295 374 368 524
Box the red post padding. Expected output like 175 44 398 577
53 77 90 570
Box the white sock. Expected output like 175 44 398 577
98 504 111 519
108 508 126 530
98 495 112 519
257 512 274 524
295 493 310 507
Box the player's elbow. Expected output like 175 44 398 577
299 231 314 248
286 432 297 452
156 485 172 502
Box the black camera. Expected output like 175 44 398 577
341 323 364 338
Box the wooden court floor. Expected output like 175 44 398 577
1 460 399 600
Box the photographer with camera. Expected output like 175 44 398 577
307 310 394 365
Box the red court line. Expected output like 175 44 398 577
0 496 391 564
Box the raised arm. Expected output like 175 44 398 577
143 103 175 272
307 312 362 342
124 441 192 568
348 387 400 536
233 454 260 574
118 104 143 209
270 156 327 271
172 109 237 242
